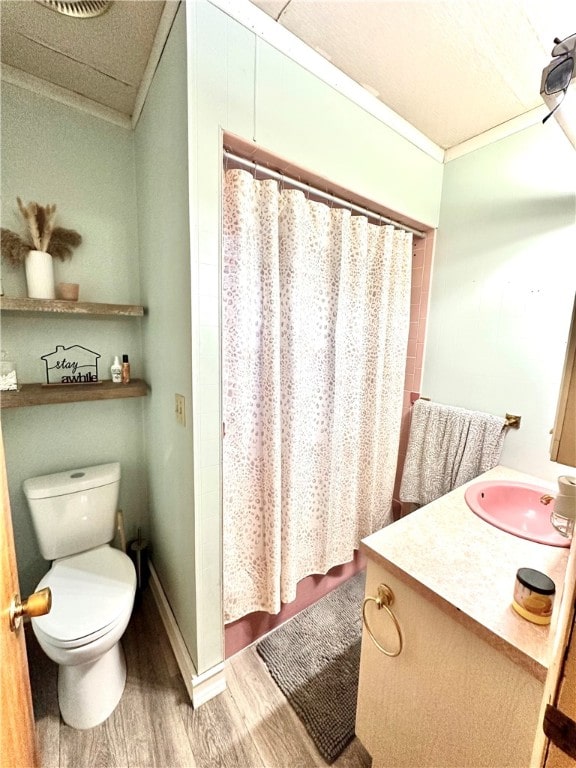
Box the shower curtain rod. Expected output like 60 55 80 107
223 150 426 239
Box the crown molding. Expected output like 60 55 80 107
1 63 132 129
131 0 181 129
206 0 445 164
207 1 563 166
443 106 549 162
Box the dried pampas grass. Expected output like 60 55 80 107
17 198 57 252
1 198 82 266
49 227 83 261
1 228 31 267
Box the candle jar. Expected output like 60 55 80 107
512 567 555 625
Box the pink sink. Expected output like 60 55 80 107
464 480 570 547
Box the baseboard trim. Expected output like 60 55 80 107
188 660 227 709
148 562 226 707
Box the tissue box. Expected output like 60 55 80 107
0 360 18 391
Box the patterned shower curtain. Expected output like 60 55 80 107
222 168 412 624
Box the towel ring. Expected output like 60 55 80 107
362 583 403 657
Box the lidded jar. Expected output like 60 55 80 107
512 567 555 625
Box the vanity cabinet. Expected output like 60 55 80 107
356 558 543 768
355 465 571 768
0 297 148 408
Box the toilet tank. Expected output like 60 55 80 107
23 463 121 561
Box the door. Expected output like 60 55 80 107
0 424 38 768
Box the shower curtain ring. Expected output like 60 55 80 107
362 583 403 657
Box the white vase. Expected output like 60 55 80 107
25 250 55 299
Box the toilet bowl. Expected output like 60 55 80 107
23 463 136 730
31 545 136 729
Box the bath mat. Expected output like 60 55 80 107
256 571 365 763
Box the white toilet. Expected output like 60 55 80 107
23 462 136 730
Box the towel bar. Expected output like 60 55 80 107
410 395 521 429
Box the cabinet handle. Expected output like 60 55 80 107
362 583 403 657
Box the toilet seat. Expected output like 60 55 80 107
32 545 136 649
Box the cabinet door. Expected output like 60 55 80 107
356 559 543 768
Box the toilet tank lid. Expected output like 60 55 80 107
23 462 121 500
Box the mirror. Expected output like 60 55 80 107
551 294 576 467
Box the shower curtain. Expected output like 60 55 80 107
222 168 412 624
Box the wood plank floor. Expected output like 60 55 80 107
26 588 372 768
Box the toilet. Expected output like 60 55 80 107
23 462 136 730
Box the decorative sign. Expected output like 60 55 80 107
41 344 100 385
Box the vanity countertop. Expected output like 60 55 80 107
361 465 574 681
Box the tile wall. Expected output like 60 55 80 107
392 230 435 518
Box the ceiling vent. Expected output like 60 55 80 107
35 0 112 18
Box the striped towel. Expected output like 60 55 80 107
399 399 506 507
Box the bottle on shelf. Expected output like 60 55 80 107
111 356 122 383
121 354 131 384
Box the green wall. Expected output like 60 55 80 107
423 122 576 480
1 82 147 597
134 4 198 668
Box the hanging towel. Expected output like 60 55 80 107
399 399 507 507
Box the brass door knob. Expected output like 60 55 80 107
9 587 52 632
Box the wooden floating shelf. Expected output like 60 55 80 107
0 297 144 317
0 380 149 409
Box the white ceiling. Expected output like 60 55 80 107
0 0 167 116
0 0 574 149
249 0 576 149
